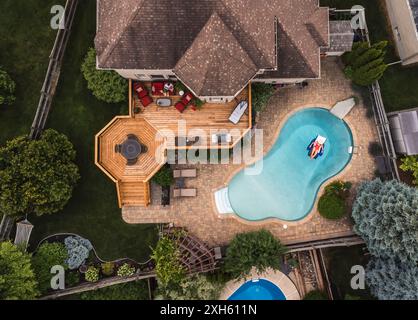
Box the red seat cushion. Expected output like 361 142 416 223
133 83 148 99
181 92 194 105
140 95 153 107
152 82 165 95
175 101 186 113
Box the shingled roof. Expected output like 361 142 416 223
96 0 329 96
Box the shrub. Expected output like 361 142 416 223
152 165 174 187
251 83 275 113
303 290 328 300
0 241 39 299
101 262 115 276
0 68 16 106
318 181 351 220
79 281 148 300
85 266 99 283
0 129 80 217
64 236 93 270
117 263 136 277
318 193 345 219
399 155 418 185
342 41 388 86
151 235 186 286
32 242 68 293
174 81 186 93
81 48 127 103
352 179 418 263
156 274 222 300
65 271 80 288
223 230 287 278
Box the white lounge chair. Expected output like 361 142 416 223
330 98 356 119
229 100 248 124
173 169 197 178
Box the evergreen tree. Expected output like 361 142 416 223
0 68 16 106
343 41 388 86
366 257 418 300
352 179 418 263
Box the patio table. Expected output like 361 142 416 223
156 98 172 107
121 137 142 160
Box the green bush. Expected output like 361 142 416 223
303 290 328 300
85 266 99 283
318 181 351 220
117 263 136 277
81 48 127 103
0 241 39 299
251 83 275 113
342 41 388 86
78 281 149 300
32 242 68 293
151 235 186 286
152 165 174 187
0 68 16 106
0 129 80 217
223 230 287 278
400 155 418 185
65 271 80 288
101 262 115 276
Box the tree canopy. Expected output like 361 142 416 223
223 230 287 278
251 83 275 113
352 179 418 263
0 241 38 300
81 48 127 103
0 67 16 106
0 129 80 217
366 257 418 300
343 41 388 86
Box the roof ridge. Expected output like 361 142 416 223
98 0 146 65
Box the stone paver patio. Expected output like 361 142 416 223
122 58 379 247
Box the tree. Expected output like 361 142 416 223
152 165 174 187
151 235 186 286
32 242 68 294
81 48 127 103
366 257 418 300
0 68 16 106
252 83 275 113
399 155 418 186
352 179 418 263
318 181 351 220
156 274 222 300
0 241 38 299
223 230 287 278
343 41 388 86
0 129 80 217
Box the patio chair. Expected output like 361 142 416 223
173 188 197 198
140 144 148 153
133 82 149 99
152 82 165 96
114 144 122 153
175 101 186 113
127 158 138 166
140 95 153 108
127 134 139 142
174 92 194 113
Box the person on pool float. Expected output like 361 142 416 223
308 136 326 159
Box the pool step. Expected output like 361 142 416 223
214 187 234 214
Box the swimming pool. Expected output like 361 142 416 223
225 108 353 222
228 279 286 300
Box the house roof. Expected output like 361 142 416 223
96 0 329 96
321 21 354 53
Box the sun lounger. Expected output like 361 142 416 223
229 100 248 124
173 188 197 197
173 169 197 178
330 98 356 119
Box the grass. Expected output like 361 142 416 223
323 245 375 300
321 0 418 112
0 0 158 261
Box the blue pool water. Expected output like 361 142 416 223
228 108 353 221
228 279 286 300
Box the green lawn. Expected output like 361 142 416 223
321 0 418 112
0 0 158 261
0 0 64 143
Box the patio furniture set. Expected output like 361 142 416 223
133 81 197 113
115 134 147 166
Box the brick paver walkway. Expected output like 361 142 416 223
122 58 378 246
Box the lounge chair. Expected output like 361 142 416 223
133 82 148 99
229 100 248 124
173 169 197 178
174 92 194 113
151 82 165 96
173 188 197 198
140 95 153 108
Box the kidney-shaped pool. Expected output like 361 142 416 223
224 108 353 222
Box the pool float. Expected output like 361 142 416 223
307 135 326 159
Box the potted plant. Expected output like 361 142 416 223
191 98 204 111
